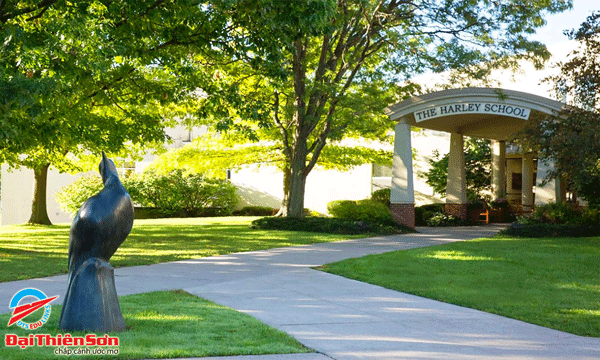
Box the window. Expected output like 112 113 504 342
512 172 522 191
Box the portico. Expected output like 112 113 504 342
386 88 565 228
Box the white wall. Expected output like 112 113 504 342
535 159 560 205
411 129 449 205
231 164 373 215
1 164 80 225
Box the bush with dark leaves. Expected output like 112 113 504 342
251 216 414 235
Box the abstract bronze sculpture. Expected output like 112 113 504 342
59 152 134 332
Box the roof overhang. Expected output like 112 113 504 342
386 87 566 141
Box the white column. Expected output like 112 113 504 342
535 158 561 205
492 140 506 199
446 133 466 204
522 153 534 211
390 122 414 204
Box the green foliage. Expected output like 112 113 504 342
521 202 582 225
370 188 390 208
56 170 239 218
125 171 239 217
232 206 277 216
516 12 600 205
423 137 492 202
505 202 600 237
426 213 466 227
502 223 600 238
54 175 104 216
203 0 568 217
148 132 392 178
415 203 446 226
517 202 600 226
327 199 397 227
251 217 408 235
0 1 232 223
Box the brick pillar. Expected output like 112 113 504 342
391 203 415 229
445 203 468 220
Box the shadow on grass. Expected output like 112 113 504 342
0 217 358 282
0 290 309 360
320 235 600 337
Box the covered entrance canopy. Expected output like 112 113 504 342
385 87 565 228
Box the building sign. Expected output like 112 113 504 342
413 102 531 122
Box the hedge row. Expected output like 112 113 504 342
251 216 409 235
501 223 600 238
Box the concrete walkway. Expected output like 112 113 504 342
2 225 599 359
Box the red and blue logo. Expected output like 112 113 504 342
8 288 59 330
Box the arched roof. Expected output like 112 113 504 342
386 87 565 140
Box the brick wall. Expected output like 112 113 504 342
390 203 415 229
445 203 468 220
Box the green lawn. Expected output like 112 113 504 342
1 290 310 359
319 235 600 337
0 217 363 282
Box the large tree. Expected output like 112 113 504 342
517 11 600 205
201 0 571 218
0 1 226 224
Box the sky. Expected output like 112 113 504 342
532 0 598 47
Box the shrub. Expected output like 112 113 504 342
232 206 277 216
501 223 600 238
582 207 600 225
370 188 390 208
505 202 600 237
55 175 104 215
125 170 239 217
327 199 397 227
251 216 412 235
426 213 466 227
415 203 445 226
327 200 356 218
519 202 586 225
56 170 239 218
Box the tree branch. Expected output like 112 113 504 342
0 0 57 23
273 90 292 160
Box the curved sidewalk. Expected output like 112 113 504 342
2 225 599 359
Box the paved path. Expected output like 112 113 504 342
2 225 599 360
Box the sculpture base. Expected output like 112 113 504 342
59 258 125 332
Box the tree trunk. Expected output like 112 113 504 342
286 143 307 218
276 165 292 217
278 38 310 218
28 163 52 225
277 138 310 218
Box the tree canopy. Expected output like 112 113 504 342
1 0 574 223
0 0 227 223
517 11 600 205
197 0 571 217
